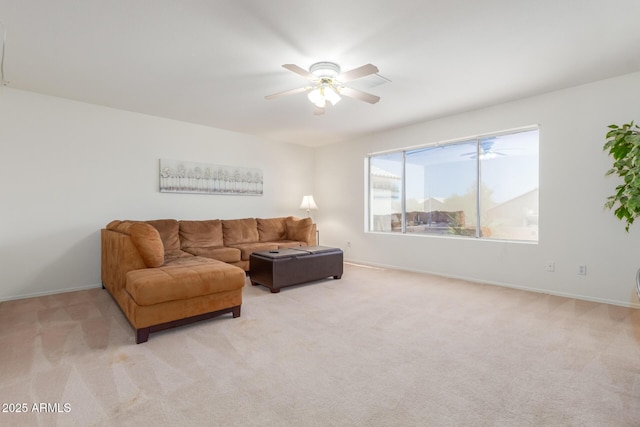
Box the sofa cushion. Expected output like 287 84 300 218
164 249 196 263
257 217 287 242
125 258 245 306
183 246 242 263
228 242 278 260
222 218 259 246
286 216 313 243
129 222 165 268
274 240 305 249
106 219 125 231
146 219 180 251
179 220 224 248
107 220 134 234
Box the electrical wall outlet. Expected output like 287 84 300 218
546 261 555 272
578 265 587 275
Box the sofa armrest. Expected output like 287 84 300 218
309 223 317 246
101 228 147 294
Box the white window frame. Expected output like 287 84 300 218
366 126 539 242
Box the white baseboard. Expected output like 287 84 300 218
0 283 103 303
343 258 640 309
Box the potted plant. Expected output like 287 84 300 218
603 121 640 231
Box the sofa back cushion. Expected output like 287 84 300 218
129 222 165 268
257 217 287 242
286 216 313 243
179 220 224 248
145 219 180 251
222 218 259 245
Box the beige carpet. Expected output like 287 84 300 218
1 263 640 426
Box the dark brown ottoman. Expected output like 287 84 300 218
249 246 343 293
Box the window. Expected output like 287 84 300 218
368 128 539 242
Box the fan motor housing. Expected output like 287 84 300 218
309 62 341 79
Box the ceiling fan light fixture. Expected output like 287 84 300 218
307 85 341 108
307 88 325 108
325 86 341 106
266 61 381 114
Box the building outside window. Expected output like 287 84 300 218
368 127 539 242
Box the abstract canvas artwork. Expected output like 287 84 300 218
159 159 263 195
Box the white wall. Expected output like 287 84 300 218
5 73 640 306
315 72 640 308
0 89 315 301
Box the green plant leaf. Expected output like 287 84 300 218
604 122 640 231
627 135 640 145
615 206 629 220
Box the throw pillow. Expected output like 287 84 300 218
130 222 165 268
286 216 313 243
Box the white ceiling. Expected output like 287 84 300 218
1 0 639 147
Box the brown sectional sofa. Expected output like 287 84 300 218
101 216 316 343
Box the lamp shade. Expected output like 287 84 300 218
299 195 318 211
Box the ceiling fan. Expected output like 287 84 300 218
265 62 381 115
461 139 507 160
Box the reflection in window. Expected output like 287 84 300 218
369 152 403 233
368 128 539 242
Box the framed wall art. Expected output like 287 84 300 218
159 159 263 196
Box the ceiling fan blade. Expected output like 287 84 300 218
264 86 310 100
336 64 379 82
282 64 315 80
313 105 325 116
339 86 380 104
